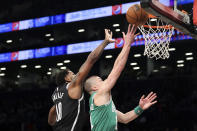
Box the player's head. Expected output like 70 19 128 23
56 68 75 86
84 76 103 94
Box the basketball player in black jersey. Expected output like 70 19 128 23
48 29 115 131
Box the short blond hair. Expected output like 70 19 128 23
84 76 97 92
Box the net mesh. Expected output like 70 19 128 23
138 17 174 59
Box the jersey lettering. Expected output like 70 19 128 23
56 102 62 122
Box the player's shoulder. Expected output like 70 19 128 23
89 92 96 101
51 84 66 97
91 92 97 97
51 87 59 96
52 87 57 96
57 83 69 91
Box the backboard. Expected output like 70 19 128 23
140 0 197 40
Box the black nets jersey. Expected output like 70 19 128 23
51 83 85 131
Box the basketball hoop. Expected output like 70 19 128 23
138 15 174 60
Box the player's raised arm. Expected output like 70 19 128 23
117 92 157 124
68 29 115 99
99 24 138 94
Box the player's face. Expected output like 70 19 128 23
94 76 103 89
65 71 76 82
69 71 76 80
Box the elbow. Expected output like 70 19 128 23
48 119 55 126
123 120 129 124
122 115 130 124
119 119 129 124
48 107 56 126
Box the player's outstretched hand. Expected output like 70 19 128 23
139 92 157 110
122 24 138 46
104 29 115 43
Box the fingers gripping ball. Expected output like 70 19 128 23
126 4 149 26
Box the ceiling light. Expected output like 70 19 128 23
49 68 52 71
177 64 184 67
64 60 70 63
21 65 27 68
57 63 63 66
130 62 137 66
186 57 194 60
113 24 120 27
134 54 141 57
160 66 167 69
0 67 6 71
6 40 12 43
17 75 20 78
105 55 113 59
78 29 85 32
47 72 51 75
177 60 184 64
60 67 67 70
153 69 159 72
133 67 140 70
35 65 41 69
115 29 120 32
45 34 51 37
0 73 5 76
49 38 54 41
185 52 193 56
169 48 176 51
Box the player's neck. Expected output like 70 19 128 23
89 91 96 95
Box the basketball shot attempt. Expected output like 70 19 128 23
48 29 115 131
139 0 197 38
126 4 174 59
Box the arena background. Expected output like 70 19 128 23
0 0 196 131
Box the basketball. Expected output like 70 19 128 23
126 4 149 26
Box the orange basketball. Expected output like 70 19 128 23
126 4 149 26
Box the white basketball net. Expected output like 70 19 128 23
138 17 174 60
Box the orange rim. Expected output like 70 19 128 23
148 14 157 18
142 25 174 29
140 14 175 29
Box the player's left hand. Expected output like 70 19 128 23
139 92 157 110
104 29 115 43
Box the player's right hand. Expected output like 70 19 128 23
122 24 138 46
104 29 115 43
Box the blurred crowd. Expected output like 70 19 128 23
0 75 196 131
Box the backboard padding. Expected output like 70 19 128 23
140 0 197 40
